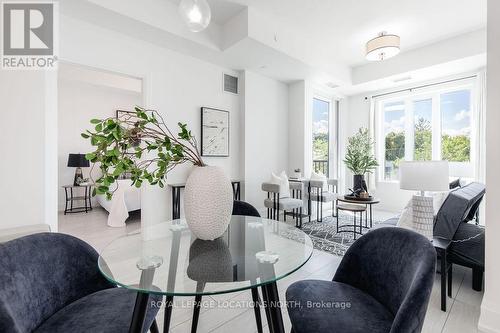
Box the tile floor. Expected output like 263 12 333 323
59 208 483 333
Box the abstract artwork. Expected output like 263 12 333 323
201 107 229 157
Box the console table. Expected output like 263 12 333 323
168 181 241 220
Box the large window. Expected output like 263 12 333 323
378 83 474 181
312 98 330 176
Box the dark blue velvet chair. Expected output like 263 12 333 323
233 200 260 217
286 227 436 333
0 233 161 333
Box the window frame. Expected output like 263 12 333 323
375 79 476 183
312 94 339 179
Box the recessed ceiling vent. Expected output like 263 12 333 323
223 74 238 94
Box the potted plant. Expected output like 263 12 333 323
82 106 233 240
343 128 378 195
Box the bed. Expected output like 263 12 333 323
96 179 141 227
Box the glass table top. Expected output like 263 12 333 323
98 216 314 296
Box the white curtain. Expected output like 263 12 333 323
474 71 487 183
368 97 377 191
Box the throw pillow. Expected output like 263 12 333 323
449 178 461 189
431 191 450 216
270 172 290 198
397 199 414 230
310 171 327 191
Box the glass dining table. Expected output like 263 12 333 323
98 215 314 333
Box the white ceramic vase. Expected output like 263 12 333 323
184 166 233 240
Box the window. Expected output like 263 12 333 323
312 98 330 176
440 90 472 162
383 101 405 180
377 81 474 181
413 99 432 161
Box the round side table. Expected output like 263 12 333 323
336 203 367 240
337 197 380 228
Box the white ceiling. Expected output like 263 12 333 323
62 0 487 95
230 0 487 67
168 0 246 24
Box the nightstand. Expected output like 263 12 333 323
62 184 93 214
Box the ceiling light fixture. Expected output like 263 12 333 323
179 0 211 32
366 32 400 61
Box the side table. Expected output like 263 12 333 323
336 197 380 228
62 184 93 215
336 203 367 240
433 236 452 311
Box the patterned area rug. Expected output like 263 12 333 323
294 212 383 256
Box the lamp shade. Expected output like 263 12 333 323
67 153 90 168
366 32 400 61
399 161 449 192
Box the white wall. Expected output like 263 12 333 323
479 1 500 331
0 13 243 232
0 72 57 231
242 70 289 210
288 81 306 176
58 14 243 221
57 74 142 210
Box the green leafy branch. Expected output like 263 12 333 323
82 106 204 199
343 127 379 175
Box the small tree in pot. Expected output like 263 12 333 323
343 128 378 195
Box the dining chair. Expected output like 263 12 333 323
262 182 303 227
189 200 264 333
0 233 161 333
286 227 436 333
308 179 337 222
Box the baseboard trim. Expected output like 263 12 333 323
479 300 500 333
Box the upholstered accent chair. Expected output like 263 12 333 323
379 182 486 292
286 227 436 333
233 200 260 217
262 182 303 227
307 179 338 222
0 233 161 333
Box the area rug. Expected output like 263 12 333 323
288 212 384 257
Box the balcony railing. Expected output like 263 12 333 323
313 159 329 177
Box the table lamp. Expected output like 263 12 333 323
399 161 449 240
68 153 90 186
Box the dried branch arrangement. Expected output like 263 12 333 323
82 106 204 198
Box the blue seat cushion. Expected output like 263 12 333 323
286 280 394 333
34 287 161 333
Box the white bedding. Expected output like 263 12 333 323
96 179 141 227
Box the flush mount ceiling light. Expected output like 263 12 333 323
366 32 400 61
179 0 211 32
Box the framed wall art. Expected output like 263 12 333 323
201 107 229 157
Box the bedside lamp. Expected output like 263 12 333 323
399 161 449 240
68 153 90 186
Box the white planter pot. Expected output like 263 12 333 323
184 166 233 240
